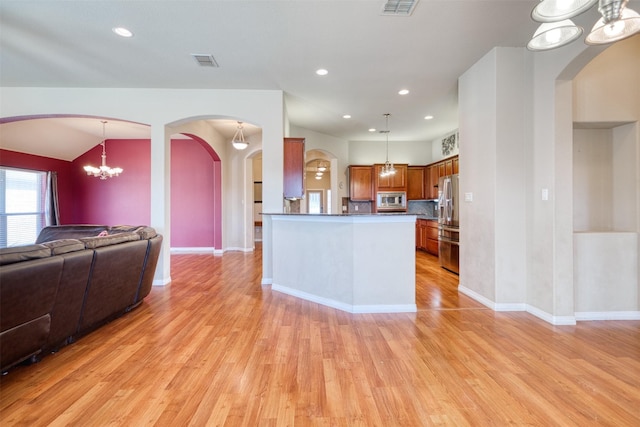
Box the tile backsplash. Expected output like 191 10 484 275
408 200 437 217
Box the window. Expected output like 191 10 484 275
0 167 47 247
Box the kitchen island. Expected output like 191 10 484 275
262 213 417 313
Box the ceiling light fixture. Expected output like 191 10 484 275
316 69 328 76
379 113 396 178
398 89 410 95
231 121 248 150
112 27 133 38
527 0 640 50
343 115 351 119
424 115 434 120
84 121 123 180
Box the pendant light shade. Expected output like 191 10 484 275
527 0 640 50
585 7 640 44
532 0 598 22
231 121 248 150
527 19 584 50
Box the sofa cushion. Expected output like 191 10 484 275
36 225 109 243
42 239 86 255
80 232 140 249
108 225 157 240
0 244 51 266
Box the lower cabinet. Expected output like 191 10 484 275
416 219 439 256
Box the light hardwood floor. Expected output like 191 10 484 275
1 247 639 426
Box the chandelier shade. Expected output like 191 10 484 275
231 121 248 150
527 19 584 50
585 7 640 43
528 0 640 50
83 121 123 180
532 0 598 23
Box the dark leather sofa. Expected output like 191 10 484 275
0 225 163 373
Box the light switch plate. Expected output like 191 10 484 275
464 192 473 202
541 188 549 201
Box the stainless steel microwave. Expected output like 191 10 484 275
376 191 407 211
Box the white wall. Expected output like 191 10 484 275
0 87 284 284
458 35 639 323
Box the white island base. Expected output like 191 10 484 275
266 214 417 313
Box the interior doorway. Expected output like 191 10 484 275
307 190 323 213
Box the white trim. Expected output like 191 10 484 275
526 305 576 326
223 246 255 253
458 285 497 309
170 247 254 255
153 276 171 287
272 284 417 313
261 277 273 285
575 311 640 321
171 247 216 255
459 285 577 325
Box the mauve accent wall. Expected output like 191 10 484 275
73 139 151 225
170 139 216 248
0 149 75 224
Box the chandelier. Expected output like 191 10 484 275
380 113 396 178
527 0 640 51
83 121 123 179
231 121 248 150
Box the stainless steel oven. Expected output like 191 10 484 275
376 191 406 211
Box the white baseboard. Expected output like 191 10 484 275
272 284 417 314
152 276 171 287
261 277 273 285
575 311 640 321
170 247 253 255
458 285 577 325
171 247 216 255
526 304 576 325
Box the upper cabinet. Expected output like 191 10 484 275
426 165 439 199
349 165 374 201
283 137 305 199
407 166 426 200
374 164 407 191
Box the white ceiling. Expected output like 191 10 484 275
0 0 624 161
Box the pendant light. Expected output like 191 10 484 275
379 113 396 178
83 120 123 179
231 121 248 150
527 0 640 51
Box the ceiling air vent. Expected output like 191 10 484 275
381 0 418 16
191 54 219 67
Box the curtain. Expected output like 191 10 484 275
45 171 60 226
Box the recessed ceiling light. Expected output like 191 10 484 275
424 115 434 120
369 128 376 132
316 69 328 76
112 27 133 38
398 89 409 95
343 115 351 119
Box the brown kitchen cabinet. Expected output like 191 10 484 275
425 220 439 256
416 219 439 256
283 137 305 199
407 166 426 200
427 165 439 199
374 163 407 191
349 165 374 201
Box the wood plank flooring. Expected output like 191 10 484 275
1 247 639 426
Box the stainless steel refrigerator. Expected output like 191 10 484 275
437 174 459 274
